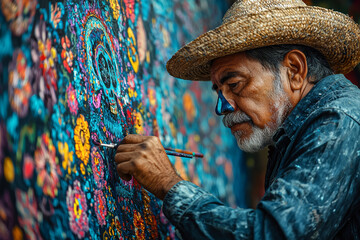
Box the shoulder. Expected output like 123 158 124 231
303 79 360 129
289 89 360 160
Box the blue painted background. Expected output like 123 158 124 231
0 0 246 239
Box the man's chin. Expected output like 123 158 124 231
236 140 266 153
233 130 271 153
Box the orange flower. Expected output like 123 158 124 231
74 115 90 165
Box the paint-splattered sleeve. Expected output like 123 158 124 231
163 109 360 239
256 109 360 239
163 180 256 239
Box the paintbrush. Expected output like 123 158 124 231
93 140 203 159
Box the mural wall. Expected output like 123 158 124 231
0 0 246 239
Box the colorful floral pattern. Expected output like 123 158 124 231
66 83 78 115
133 209 145 239
66 180 89 238
23 154 35 179
16 188 42 240
91 147 105 187
58 142 74 175
0 0 244 239
61 36 74 73
8 50 32 117
0 0 37 36
34 133 60 198
31 18 58 112
94 189 107 226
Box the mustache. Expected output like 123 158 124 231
222 111 252 128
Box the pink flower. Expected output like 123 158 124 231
66 83 78 115
34 133 60 198
66 180 89 238
31 18 58 112
91 147 105 187
23 155 35 179
124 0 135 23
16 189 42 240
94 189 107 226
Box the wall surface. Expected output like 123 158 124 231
0 0 246 239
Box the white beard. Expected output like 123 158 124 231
222 76 292 152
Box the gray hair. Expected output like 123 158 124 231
245 44 334 84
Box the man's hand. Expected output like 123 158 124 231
114 134 183 200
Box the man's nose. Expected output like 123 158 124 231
215 90 235 116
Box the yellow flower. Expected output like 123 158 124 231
4 157 15 183
108 0 120 19
74 114 90 165
80 163 86 175
58 142 73 174
134 111 144 134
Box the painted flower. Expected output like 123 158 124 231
31 18 58 112
58 142 73 175
4 157 15 183
94 189 107 226
66 83 78 115
16 188 42 240
133 209 145 239
91 147 105 187
92 90 102 109
108 0 120 20
0 0 37 36
23 154 35 180
66 180 89 238
50 2 63 29
74 115 90 165
8 49 32 118
34 133 60 197
142 189 159 239
61 36 74 73
133 111 144 134
124 0 135 23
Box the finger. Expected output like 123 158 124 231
116 161 135 179
116 162 132 181
116 144 139 153
120 134 157 144
114 152 134 164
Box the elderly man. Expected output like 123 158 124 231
115 0 360 239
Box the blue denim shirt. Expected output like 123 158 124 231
163 74 360 239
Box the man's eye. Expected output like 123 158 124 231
228 82 239 89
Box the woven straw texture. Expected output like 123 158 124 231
166 0 360 81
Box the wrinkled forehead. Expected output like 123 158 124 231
210 52 252 84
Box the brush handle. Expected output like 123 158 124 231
165 150 194 158
164 147 204 158
95 141 203 159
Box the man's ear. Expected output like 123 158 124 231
282 49 308 92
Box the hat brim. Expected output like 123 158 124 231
166 6 360 81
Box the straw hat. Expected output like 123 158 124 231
166 0 360 81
